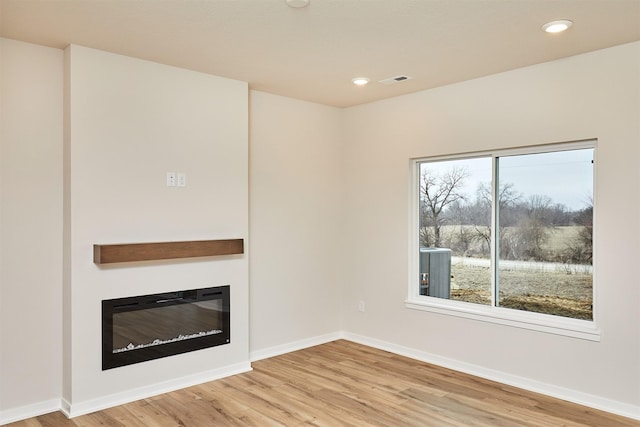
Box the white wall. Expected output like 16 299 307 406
63 45 249 414
249 91 343 357
341 42 640 413
0 38 64 418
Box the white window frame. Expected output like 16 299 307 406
406 140 600 341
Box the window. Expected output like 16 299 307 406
408 141 598 340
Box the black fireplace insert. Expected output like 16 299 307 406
102 285 230 370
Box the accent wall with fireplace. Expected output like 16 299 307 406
63 45 249 416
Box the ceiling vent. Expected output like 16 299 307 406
378 75 412 85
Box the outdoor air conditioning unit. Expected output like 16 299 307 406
419 248 451 299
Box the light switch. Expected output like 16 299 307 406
177 173 186 187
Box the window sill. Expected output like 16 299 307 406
405 297 600 342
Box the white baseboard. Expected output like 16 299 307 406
342 331 640 422
62 361 252 418
0 398 60 425
5 333 638 423
250 331 343 362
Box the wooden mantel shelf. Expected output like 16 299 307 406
93 239 244 264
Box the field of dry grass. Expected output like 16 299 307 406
426 225 593 319
449 263 593 320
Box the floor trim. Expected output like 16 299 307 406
0 398 60 425
250 331 342 362
342 331 640 422
4 332 639 423
62 361 252 418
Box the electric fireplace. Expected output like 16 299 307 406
102 285 230 370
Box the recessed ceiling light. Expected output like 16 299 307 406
542 20 573 33
285 0 310 8
352 77 370 86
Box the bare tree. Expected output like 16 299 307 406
450 199 474 255
472 181 520 256
563 199 593 264
420 166 468 247
507 194 554 260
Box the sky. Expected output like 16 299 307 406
420 148 594 211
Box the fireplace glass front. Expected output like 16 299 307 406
102 285 230 370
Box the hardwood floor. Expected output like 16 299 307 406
6 340 638 426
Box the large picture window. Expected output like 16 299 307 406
409 141 597 339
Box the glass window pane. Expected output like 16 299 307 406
496 149 593 319
418 157 492 304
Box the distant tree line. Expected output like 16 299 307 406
420 167 592 264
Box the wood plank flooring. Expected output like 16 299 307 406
6 340 638 426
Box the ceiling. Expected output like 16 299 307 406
1 0 639 108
